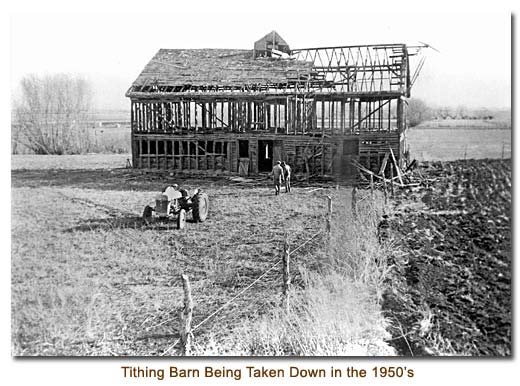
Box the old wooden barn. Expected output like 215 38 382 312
126 31 424 179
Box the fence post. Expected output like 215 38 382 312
351 186 358 220
282 235 290 312
390 167 395 198
179 274 193 356
326 195 332 234
370 174 374 199
382 174 388 206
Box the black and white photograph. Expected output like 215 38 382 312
5 0 513 379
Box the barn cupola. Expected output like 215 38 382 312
253 30 291 58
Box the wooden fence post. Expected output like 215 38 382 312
370 174 374 199
351 186 358 220
282 235 290 312
390 167 395 198
326 195 332 234
381 172 387 201
179 274 193 356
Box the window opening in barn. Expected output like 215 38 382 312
158 140 165 155
150 141 157 155
166 141 173 155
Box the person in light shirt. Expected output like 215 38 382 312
271 161 284 195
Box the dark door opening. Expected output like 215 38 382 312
238 140 249 157
258 140 273 172
238 140 250 175
340 138 359 179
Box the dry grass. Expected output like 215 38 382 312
11 154 130 170
192 190 395 356
408 126 511 161
12 158 393 356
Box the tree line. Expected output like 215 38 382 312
407 98 506 127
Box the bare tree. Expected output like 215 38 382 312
12 74 93 154
407 98 432 127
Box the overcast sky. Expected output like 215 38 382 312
10 9 511 110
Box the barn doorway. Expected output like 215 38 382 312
340 138 359 179
238 140 250 175
258 140 273 172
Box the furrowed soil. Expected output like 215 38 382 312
11 161 356 356
381 159 511 356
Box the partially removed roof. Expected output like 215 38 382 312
126 30 419 98
126 48 314 96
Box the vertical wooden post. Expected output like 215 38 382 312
282 235 290 312
326 195 332 234
351 186 358 220
179 274 193 356
130 101 135 168
390 167 395 197
370 174 374 198
382 174 388 206
397 97 404 133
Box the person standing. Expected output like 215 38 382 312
272 161 285 195
281 161 291 193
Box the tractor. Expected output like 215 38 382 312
142 185 209 229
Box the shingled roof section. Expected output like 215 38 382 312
127 48 314 94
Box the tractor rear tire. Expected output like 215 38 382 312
192 192 209 222
143 205 153 224
177 209 187 230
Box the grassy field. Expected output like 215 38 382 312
408 127 511 161
407 118 511 161
11 157 392 356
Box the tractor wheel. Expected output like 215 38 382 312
192 192 209 222
177 209 187 230
142 205 153 223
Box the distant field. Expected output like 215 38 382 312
89 125 131 153
11 154 130 170
415 118 511 130
407 127 511 161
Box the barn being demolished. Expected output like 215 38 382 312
126 31 426 179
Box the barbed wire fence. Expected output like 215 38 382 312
160 195 335 356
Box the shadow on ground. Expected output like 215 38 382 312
11 168 239 191
11 168 338 192
65 215 196 232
